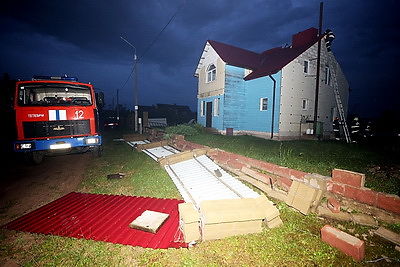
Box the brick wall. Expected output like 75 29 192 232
169 135 400 215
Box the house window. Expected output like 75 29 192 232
213 98 220 116
324 66 331 85
260 97 268 111
302 99 309 110
200 101 205 116
303 60 309 73
206 64 216 83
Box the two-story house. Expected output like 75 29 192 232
194 27 349 139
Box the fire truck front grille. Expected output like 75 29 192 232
23 120 91 138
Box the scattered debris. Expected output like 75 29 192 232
107 173 126 179
129 210 170 234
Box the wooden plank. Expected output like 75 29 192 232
129 210 170 234
374 227 400 246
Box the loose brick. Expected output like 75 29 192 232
321 225 365 261
377 193 400 214
332 169 365 188
327 198 341 213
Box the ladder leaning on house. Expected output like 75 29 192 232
327 53 352 143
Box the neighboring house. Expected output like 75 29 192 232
194 27 349 139
139 103 196 126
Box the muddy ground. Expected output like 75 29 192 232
0 153 91 226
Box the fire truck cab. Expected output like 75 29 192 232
13 75 102 164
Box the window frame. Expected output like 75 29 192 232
303 60 309 74
200 100 206 117
324 66 331 85
213 98 220 116
206 63 216 83
302 99 309 111
260 97 268 111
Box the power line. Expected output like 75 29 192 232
138 1 185 61
120 1 185 91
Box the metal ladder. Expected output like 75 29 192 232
328 53 352 143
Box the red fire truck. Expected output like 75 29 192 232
13 75 102 164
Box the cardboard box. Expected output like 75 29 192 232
178 202 200 242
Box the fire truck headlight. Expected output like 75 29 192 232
85 137 99 145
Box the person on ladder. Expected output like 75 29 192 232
350 117 361 143
333 117 341 141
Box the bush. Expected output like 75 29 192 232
164 124 204 139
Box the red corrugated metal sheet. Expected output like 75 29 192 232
2 192 187 249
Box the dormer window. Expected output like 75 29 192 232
206 64 216 83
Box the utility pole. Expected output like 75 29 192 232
313 2 323 137
120 36 138 132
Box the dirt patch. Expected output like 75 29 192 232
0 153 91 226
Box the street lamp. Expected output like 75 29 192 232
120 36 138 132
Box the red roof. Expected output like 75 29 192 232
2 192 187 249
207 28 322 81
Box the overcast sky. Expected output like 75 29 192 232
1 0 398 118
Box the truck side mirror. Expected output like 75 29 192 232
95 92 105 109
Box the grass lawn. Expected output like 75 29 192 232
1 130 399 266
186 133 400 195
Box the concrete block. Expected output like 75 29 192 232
332 169 365 188
286 180 321 215
129 210 169 234
327 198 341 213
178 202 200 242
321 225 365 261
351 213 378 227
374 226 400 246
317 206 352 222
303 173 329 191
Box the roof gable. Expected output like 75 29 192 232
195 27 322 81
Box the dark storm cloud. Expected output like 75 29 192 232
1 0 399 116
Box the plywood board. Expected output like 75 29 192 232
129 210 170 234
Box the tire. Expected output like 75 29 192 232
91 146 102 158
25 151 44 165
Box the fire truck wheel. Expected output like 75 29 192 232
25 151 44 165
91 146 102 158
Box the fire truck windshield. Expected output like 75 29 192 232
18 83 92 107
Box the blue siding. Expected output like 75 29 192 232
224 65 246 130
197 95 224 129
244 73 281 133
197 64 281 133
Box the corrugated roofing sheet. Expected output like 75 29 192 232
165 155 259 208
2 192 186 249
143 146 180 161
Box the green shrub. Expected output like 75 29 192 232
164 124 204 139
